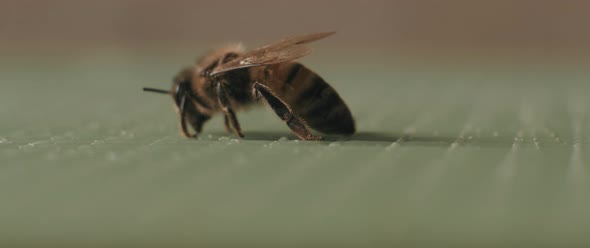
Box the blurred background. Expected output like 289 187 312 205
1 0 590 247
2 0 589 60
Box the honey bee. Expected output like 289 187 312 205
143 32 355 141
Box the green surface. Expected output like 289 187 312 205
1 53 590 246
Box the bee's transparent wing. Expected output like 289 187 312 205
264 31 335 48
210 45 311 75
210 32 334 76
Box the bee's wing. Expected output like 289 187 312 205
210 45 311 76
265 31 335 48
210 32 334 76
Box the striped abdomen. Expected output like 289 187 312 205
258 62 355 134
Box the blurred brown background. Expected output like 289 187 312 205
1 0 589 62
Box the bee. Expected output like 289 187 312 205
143 32 355 141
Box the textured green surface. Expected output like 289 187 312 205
1 53 589 246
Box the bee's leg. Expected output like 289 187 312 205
178 95 196 138
216 81 245 138
253 83 322 141
179 111 197 138
223 115 232 133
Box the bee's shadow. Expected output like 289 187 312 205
206 131 515 147
228 131 461 145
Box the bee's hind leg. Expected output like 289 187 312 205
253 82 322 141
216 81 245 138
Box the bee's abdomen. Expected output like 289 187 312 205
270 62 355 135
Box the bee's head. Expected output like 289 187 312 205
143 68 208 138
142 68 194 110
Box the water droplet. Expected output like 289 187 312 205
278 137 289 142
218 136 230 142
328 142 341 147
20 141 44 149
385 142 399 151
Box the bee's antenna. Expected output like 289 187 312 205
143 87 171 94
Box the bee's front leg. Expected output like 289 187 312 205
216 81 245 138
179 111 197 138
177 94 194 138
